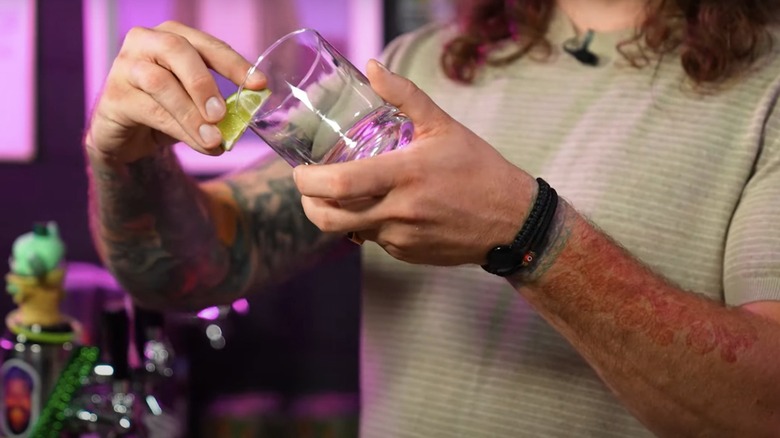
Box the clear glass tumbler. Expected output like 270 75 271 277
236 28 414 166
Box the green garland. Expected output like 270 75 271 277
29 346 99 438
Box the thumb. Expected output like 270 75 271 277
366 59 448 132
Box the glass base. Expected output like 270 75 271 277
320 104 414 164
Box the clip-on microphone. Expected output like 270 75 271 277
563 30 599 66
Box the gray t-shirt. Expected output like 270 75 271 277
359 8 780 438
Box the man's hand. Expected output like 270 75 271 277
85 21 266 164
293 60 537 266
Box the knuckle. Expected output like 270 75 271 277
101 78 124 102
179 104 204 127
112 51 131 68
189 73 215 94
328 174 352 198
158 32 187 51
394 198 423 223
124 26 149 43
134 66 166 94
98 63 132 100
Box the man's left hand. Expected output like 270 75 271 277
293 60 536 266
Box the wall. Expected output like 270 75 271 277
0 2 361 434
0 0 91 313
82 0 369 176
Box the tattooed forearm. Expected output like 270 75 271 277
506 200 780 436
509 200 758 360
87 142 341 310
87 146 232 308
222 164 337 283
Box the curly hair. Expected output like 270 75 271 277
442 0 780 85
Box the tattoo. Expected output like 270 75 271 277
87 145 330 309
88 147 228 307
577 235 759 363
225 170 326 281
610 283 757 363
507 198 757 364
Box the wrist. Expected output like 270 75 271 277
481 178 562 278
475 171 537 263
508 198 575 285
83 126 166 167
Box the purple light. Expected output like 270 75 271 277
82 0 376 175
0 0 37 162
196 306 221 321
231 298 250 315
0 339 14 351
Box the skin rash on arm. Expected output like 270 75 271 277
508 200 778 436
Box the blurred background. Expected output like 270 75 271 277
0 0 453 436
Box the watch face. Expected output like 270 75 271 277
484 246 522 276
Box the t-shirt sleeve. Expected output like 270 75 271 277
724 113 780 305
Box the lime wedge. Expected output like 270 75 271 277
217 88 271 151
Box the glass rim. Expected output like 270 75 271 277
235 27 325 121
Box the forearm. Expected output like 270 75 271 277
86 145 232 309
511 200 780 437
215 159 345 286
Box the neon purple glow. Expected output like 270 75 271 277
231 298 250 315
196 306 221 321
82 0 379 174
0 1 36 162
0 339 14 351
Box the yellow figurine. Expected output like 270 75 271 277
5 222 77 343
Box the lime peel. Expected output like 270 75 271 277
217 88 271 151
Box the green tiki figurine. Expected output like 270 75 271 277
5 222 75 342
2 222 75 436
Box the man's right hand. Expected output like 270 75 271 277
84 21 266 164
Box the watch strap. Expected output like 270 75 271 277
482 178 559 276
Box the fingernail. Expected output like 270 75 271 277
205 97 225 120
374 60 391 73
249 68 266 84
199 124 222 145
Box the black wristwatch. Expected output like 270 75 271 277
482 178 558 277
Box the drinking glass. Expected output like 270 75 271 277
236 28 414 166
